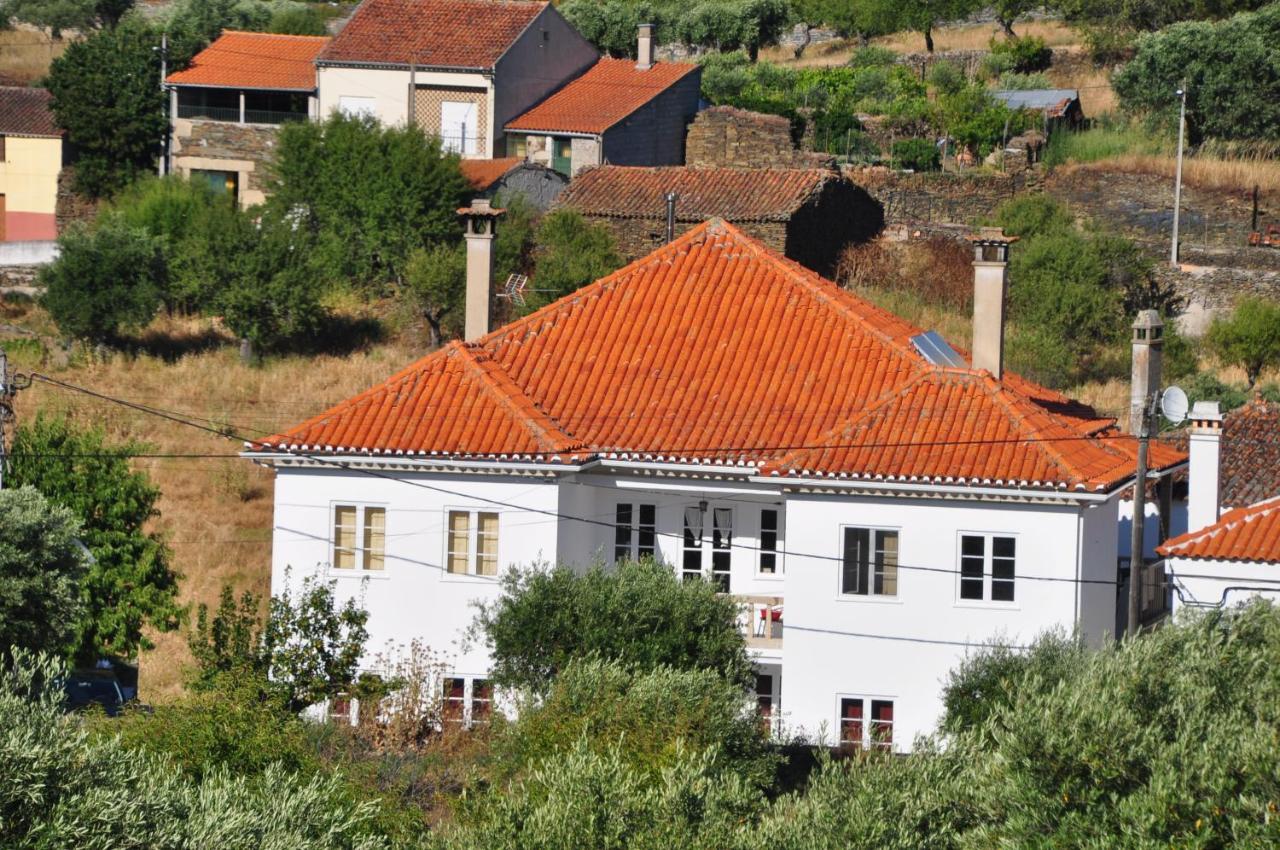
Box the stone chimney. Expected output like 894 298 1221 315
636 23 654 70
967 227 1016 380
1187 400 1223 532
1129 310 1164 435
458 199 505 341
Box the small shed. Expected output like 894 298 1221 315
992 89 1083 134
459 158 567 211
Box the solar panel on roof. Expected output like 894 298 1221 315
910 331 968 368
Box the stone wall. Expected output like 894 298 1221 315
171 119 280 206
55 167 100 233
850 167 1037 225
586 215 788 263
686 107 835 170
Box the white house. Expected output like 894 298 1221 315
249 218 1185 749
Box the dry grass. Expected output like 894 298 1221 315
872 19 1081 55
0 27 70 84
3 305 420 701
1060 155 1280 197
1045 51 1116 115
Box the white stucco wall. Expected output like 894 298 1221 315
780 491 1095 749
1169 556 1280 614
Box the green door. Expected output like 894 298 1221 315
551 137 572 175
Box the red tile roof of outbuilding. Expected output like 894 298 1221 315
1163 395 1280 507
557 166 837 222
166 31 329 91
506 58 698 135
318 0 547 69
0 86 60 137
459 157 523 190
1157 497 1280 563
259 220 1184 493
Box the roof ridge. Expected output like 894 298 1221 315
220 29 332 39
451 343 582 453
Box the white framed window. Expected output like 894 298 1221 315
471 679 493 725
446 510 499 576
614 503 657 563
442 677 466 724
442 676 492 729
759 508 782 575
959 534 1016 602
338 95 376 118
681 505 733 592
838 697 894 751
331 504 386 571
841 527 898 597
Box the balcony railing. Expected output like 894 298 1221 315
740 595 783 650
176 104 308 125
437 132 481 156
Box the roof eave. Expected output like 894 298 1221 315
316 59 493 74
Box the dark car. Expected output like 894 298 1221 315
63 672 126 716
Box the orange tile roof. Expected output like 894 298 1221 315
166 31 329 91
318 0 548 69
260 220 1185 493
0 86 59 137
460 157 522 191
505 58 699 135
557 166 838 222
1157 497 1280 563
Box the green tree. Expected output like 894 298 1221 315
992 0 1036 36
898 0 980 53
1207 296 1280 388
267 3 328 35
526 209 622 312
402 241 466 347
0 487 87 660
165 0 270 43
675 0 792 62
40 217 165 344
792 0 899 47
560 0 676 57
472 560 754 695
266 112 468 286
492 658 778 788
5 415 181 664
1113 5 1280 142
0 0 133 38
190 575 369 714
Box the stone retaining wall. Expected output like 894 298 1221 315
685 107 835 170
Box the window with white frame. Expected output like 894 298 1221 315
711 508 732 592
841 527 898 596
681 506 703 583
759 508 782 574
681 505 733 591
839 697 894 751
442 677 466 724
442 676 491 728
614 503 657 563
959 534 1016 602
471 679 493 725
332 504 386 571
446 510 499 576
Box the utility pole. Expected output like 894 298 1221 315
1127 391 1152 637
0 348 7 490
1169 87 1187 268
157 32 169 177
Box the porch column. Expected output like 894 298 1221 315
239 90 246 124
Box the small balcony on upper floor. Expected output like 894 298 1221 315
739 595 783 653
175 87 311 126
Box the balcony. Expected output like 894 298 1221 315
175 88 310 126
177 103 309 125
740 595 783 651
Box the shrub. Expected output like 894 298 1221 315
0 487 87 660
993 193 1074 239
989 35 1052 73
492 658 778 788
846 45 898 69
1206 296 1280 387
40 218 165 344
996 70 1051 90
268 4 329 35
890 138 940 172
927 60 966 96
402 241 466 346
1182 371 1251 412
526 210 623 311
472 560 754 695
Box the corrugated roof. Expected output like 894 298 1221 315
1158 496 1280 563
318 0 547 69
0 86 60 137
460 157 522 191
557 166 834 222
505 57 698 134
993 88 1079 118
259 220 1184 493
165 31 329 91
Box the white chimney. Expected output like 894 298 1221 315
1129 310 1164 435
1187 400 1223 532
968 227 1016 380
636 23 654 70
459 198 504 341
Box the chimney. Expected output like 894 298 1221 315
664 191 678 243
1187 400 1223 532
458 199 505 341
636 23 654 70
967 227 1016 380
1129 310 1164 435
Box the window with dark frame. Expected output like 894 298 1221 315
960 534 1016 602
759 509 779 574
842 528 898 596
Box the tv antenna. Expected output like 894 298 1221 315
1159 385 1189 425
496 274 553 307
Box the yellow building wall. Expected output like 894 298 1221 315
0 135 62 214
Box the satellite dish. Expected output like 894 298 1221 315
1160 385 1189 424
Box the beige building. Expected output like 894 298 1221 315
0 87 63 242
315 0 597 159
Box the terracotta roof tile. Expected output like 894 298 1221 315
262 220 1185 492
1157 496 1280 563
0 86 59 137
1163 395 1280 507
459 157 522 191
166 31 329 91
557 166 837 223
505 58 698 135
318 0 547 69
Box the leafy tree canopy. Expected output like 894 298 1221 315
523 209 622 312
0 487 87 660
0 0 133 37
5 415 181 664
1207 295 1280 388
472 560 755 695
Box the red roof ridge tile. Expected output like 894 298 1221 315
219 28 331 40
1157 495 1280 562
450 342 581 453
